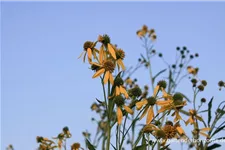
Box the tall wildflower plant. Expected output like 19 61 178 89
7 25 224 150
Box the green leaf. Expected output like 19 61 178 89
211 125 225 137
96 98 103 104
133 132 143 149
160 144 170 150
208 97 214 127
85 139 96 150
152 69 167 83
210 137 225 143
133 144 147 150
110 143 117 150
141 134 147 148
176 92 191 103
207 143 221 150
198 109 208 113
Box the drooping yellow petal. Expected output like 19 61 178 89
146 106 154 124
199 132 209 137
185 118 191 126
87 48 92 61
200 127 210 131
139 106 149 120
92 68 105 78
108 43 117 59
136 99 148 110
90 62 102 67
158 106 170 113
99 45 104 64
120 86 129 99
118 59 125 70
176 126 185 135
153 85 159 97
174 111 182 122
123 105 134 115
117 107 123 125
156 100 172 106
109 73 114 85
115 86 120 96
104 71 110 84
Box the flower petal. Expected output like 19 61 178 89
200 127 210 131
87 48 92 61
120 86 129 99
123 105 134 115
108 43 117 59
153 85 159 97
109 73 114 85
118 59 125 70
99 45 104 64
139 106 149 120
146 106 154 124
92 68 105 78
117 107 123 125
136 99 148 110
104 71 110 84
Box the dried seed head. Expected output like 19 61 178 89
103 60 115 73
114 77 124 86
157 80 167 89
71 143 80 149
116 49 125 60
218 80 224 87
63 126 69 133
128 86 142 97
191 78 198 84
36 136 44 143
165 121 173 126
198 85 204 91
173 93 183 101
147 96 156 105
201 98 206 103
201 80 207 86
114 95 125 106
163 125 177 139
83 41 94 50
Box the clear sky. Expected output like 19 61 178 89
1 2 225 150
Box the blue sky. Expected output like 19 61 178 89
1 2 225 150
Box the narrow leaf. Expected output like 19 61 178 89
207 143 221 150
208 97 214 127
85 139 96 150
152 69 167 83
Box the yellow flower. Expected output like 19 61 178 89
187 66 199 76
107 43 117 60
192 127 210 138
78 41 98 63
114 95 133 125
156 93 187 122
136 97 158 124
153 80 167 97
198 127 210 138
91 58 115 85
114 76 129 99
185 109 204 125
115 48 126 70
